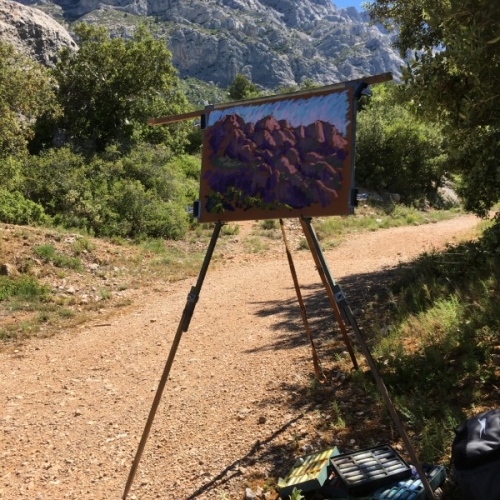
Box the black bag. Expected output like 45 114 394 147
452 408 500 500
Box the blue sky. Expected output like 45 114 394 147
332 0 365 11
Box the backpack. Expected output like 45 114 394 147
452 408 500 500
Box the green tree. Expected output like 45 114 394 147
368 0 500 215
0 41 58 226
228 73 259 100
0 41 57 159
50 24 190 153
355 84 447 203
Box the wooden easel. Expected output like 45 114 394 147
124 73 435 498
122 218 436 500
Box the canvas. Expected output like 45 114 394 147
198 84 358 223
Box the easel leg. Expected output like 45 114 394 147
300 217 435 500
122 221 223 500
299 218 358 370
279 219 325 382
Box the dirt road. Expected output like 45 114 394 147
0 215 480 500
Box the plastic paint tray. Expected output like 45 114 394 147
372 464 446 499
277 446 340 498
330 445 412 495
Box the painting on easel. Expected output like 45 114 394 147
148 74 392 223
198 85 357 223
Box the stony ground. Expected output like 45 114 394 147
0 215 481 500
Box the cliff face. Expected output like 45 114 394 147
10 0 403 88
0 0 76 66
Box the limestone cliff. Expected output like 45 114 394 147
10 0 403 88
0 0 76 66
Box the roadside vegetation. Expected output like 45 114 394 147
336 215 500 469
341 0 500 474
254 203 461 251
310 203 460 249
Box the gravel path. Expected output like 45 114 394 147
0 215 480 500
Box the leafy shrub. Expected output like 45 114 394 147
0 188 49 225
166 154 201 182
355 84 447 204
184 125 203 155
71 237 95 255
0 275 49 301
33 244 57 261
298 237 309 250
34 244 82 270
105 179 189 239
228 73 259 100
143 200 189 239
479 213 500 253
454 127 500 217
0 156 24 192
221 224 240 236
0 41 58 159
260 219 278 230
21 144 196 239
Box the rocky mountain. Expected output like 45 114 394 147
0 0 76 66
7 0 404 89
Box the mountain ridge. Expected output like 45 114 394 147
6 0 404 89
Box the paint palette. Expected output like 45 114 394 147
277 446 340 498
330 445 412 495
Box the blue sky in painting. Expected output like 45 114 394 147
332 0 365 11
208 90 351 136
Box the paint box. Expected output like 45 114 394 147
371 464 446 499
330 445 412 495
277 446 341 498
